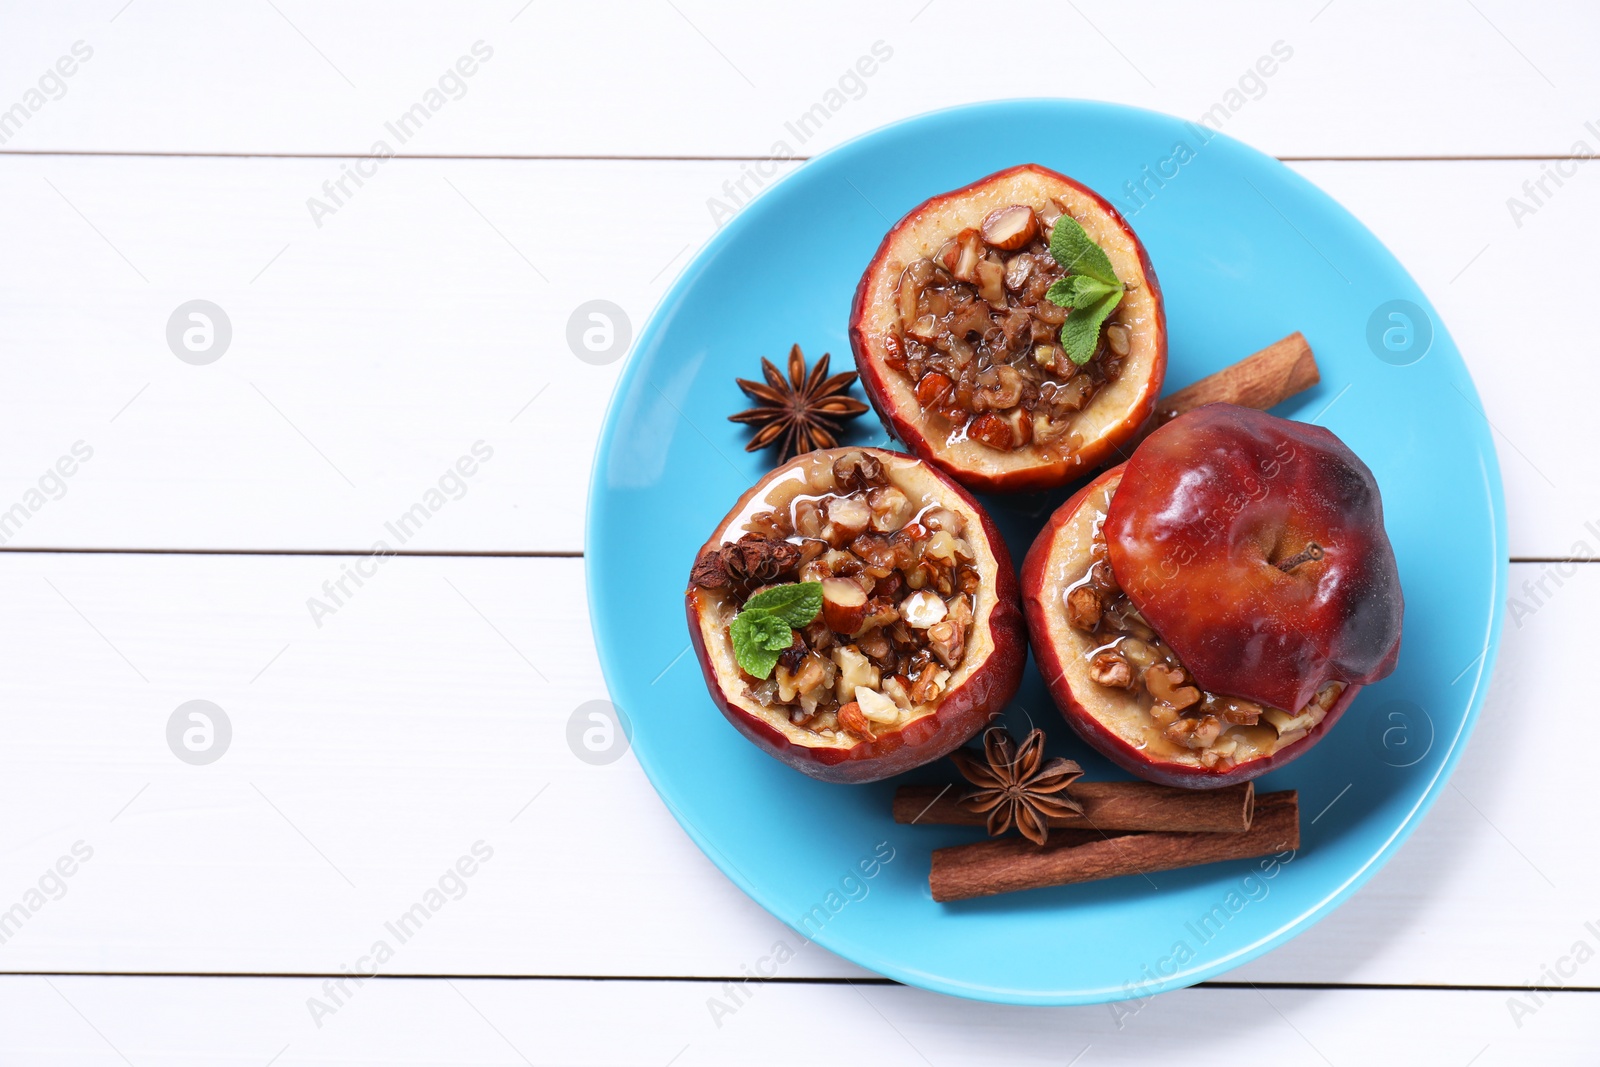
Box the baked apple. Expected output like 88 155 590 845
1022 405 1403 787
849 163 1166 493
687 447 1026 783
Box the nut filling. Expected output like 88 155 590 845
1066 518 1344 773
882 201 1128 453
691 451 980 743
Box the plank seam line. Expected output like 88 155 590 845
0 972 1592 993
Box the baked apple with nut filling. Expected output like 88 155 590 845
849 164 1166 493
1022 405 1403 787
687 447 1026 783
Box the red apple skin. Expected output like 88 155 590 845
1105 404 1404 716
1022 467 1364 789
686 448 1027 784
849 164 1167 494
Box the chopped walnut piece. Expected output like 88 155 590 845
775 650 832 704
860 596 899 633
793 499 826 539
856 627 892 662
872 571 905 600
1117 637 1157 670
774 635 806 677
744 509 792 540
1088 648 1134 689
881 675 912 710
956 565 981 595
1088 558 1121 594
902 558 937 591
848 532 898 578
833 451 886 493
926 618 966 669
866 486 914 532
887 620 918 652
1165 715 1223 750
1145 666 1201 711
1066 584 1102 631
907 665 946 705
1219 699 1262 726
831 645 880 702
801 619 835 652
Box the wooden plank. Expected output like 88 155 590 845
1 1 1595 158
0 155 1592 555
1 975 1595 1064
0 550 1585 987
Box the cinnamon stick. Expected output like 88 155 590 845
930 790 1299 903
894 779 1254 834
1152 331 1319 427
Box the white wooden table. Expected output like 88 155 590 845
1 1 1596 1062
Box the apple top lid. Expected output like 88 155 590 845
1103 403 1403 714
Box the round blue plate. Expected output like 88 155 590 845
586 100 1505 1005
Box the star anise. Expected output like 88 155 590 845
690 534 802 589
949 727 1085 846
729 344 869 463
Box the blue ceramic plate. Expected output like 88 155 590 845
586 100 1505 1005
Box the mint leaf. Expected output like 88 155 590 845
750 611 795 650
1045 215 1125 365
733 641 783 680
741 581 823 629
1048 215 1120 285
730 610 792 679
728 581 821 678
1060 288 1124 366
1047 274 1117 310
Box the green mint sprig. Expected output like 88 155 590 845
1044 214 1124 366
729 581 823 679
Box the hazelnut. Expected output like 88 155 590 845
836 701 874 739
854 685 901 725
979 205 1038 251
820 577 868 634
825 495 872 545
967 412 1015 451
899 590 948 629
915 371 954 409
